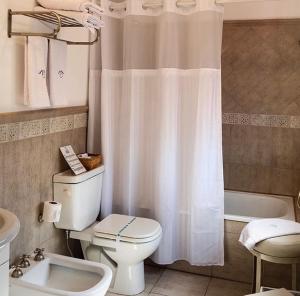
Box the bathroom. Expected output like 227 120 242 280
0 0 300 295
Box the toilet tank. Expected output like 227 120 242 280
53 165 104 231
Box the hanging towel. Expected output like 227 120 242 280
48 39 68 106
24 37 50 108
37 0 104 18
239 218 300 251
35 6 104 33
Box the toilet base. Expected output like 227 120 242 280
109 262 145 296
83 243 146 296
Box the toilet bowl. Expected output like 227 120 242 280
53 166 162 295
10 253 112 296
71 214 162 295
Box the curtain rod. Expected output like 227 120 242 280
216 0 280 3
109 1 197 10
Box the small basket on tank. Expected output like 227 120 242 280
78 154 102 171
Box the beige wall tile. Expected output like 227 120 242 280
212 232 253 283
229 126 272 167
222 21 300 116
0 110 87 263
228 164 271 194
222 125 231 164
270 168 298 196
224 220 246 234
272 128 295 169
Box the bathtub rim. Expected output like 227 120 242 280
224 189 296 223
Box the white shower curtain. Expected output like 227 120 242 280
88 0 224 265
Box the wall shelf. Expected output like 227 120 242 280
7 9 99 45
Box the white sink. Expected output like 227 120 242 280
0 208 20 296
0 208 20 248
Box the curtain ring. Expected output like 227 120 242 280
142 3 163 10
176 0 197 8
109 5 127 12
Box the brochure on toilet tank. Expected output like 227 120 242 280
60 145 87 175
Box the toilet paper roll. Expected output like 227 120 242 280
42 201 62 223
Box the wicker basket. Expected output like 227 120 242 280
78 154 102 171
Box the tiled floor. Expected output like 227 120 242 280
106 265 252 296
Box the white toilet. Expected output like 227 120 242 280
53 166 162 295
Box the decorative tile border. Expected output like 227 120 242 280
0 113 87 144
222 113 300 129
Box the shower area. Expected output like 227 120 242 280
88 0 300 289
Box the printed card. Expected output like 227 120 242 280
60 145 87 175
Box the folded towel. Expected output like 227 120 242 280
63 10 104 32
49 39 68 106
35 6 104 33
37 0 104 18
24 37 50 108
239 218 300 251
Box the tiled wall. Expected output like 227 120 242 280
221 19 300 220
0 107 88 262
220 19 300 287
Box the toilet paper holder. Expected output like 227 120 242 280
38 201 62 223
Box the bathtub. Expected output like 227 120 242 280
165 190 296 285
224 190 295 223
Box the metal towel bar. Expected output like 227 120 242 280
7 9 100 45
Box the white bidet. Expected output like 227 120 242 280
10 253 112 296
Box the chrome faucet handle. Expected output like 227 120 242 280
34 248 45 261
10 264 23 278
19 254 31 268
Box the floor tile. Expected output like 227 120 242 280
205 278 251 296
144 265 164 293
152 269 210 296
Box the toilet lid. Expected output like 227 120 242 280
93 214 161 242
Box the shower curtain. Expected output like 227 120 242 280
88 0 224 265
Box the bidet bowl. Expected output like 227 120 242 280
10 253 112 296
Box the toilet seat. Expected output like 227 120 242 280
93 214 162 244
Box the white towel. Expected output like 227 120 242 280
239 218 300 251
24 37 50 108
35 6 104 33
37 0 104 18
49 39 68 106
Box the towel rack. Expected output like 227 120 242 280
7 9 100 45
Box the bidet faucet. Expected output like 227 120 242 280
10 264 23 278
34 248 45 261
19 254 31 268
